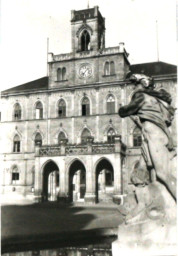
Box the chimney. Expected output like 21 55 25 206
94 6 99 16
119 42 125 52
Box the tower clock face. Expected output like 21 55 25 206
79 63 92 78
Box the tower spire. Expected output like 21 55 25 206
87 0 90 9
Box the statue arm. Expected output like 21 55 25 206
119 92 145 118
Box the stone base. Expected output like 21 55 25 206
113 182 177 256
112 220 177 256
84 193 96 204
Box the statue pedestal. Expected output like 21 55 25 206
112 219 177 256
113 182 177 256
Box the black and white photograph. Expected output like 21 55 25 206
0 0 177 255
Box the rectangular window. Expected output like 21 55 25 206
82 105 86 116
107 102 115 114
82 104 90 116
12 172 19 181
58 107 66 117
13 141 20 152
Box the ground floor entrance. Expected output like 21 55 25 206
96 159 114 203
35 153 124 204
42 161 59 201
69 160 86 203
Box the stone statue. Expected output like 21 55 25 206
114 73 177 254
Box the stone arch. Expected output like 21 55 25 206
41 160 60 202
106 93 116 114
12 133 21 153
76 24 93 38
55 127 68 144
33 100 44 119
32 128 45 142
56 97 68 117
103 122 118 142
13 102 22 120
94 157 114 203
77 123 94 144
67 158 86 202
11 164 20 185
80 96 91 116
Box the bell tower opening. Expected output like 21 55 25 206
81 30 90 51
71 6 105 53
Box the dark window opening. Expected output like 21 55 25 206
110 61 115 75
58 132 66 144
57 68 62 81
58 99 66 117
106 171 113 186
35 133 42 146
81 128 91 144
107 95 115 114
13 135 20 152
62 67 66 80
12 172 19 181
81 97 90 116
14 103 21 120
104 62 109 76
81 30 90 51
107 128 115 143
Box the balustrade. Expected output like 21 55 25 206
39 146 61 156
37 142 119 157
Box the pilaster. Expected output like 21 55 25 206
85 155 96 204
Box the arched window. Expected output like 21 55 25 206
13 134 21 152
35 101 43 119
133 127 142 147
62 67 66 80
35 133 42 146
81 97 90 116
12 166 19 184
81 30 90 51
110 61 115 75
107 128 115 143
57 68 62 81
14 103 21 120
58 132 66 144
58 99 66 117
106 94 115 114
104 62 110 76
81 128 91 144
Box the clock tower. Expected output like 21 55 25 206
48 5 130 88
71 6 105 53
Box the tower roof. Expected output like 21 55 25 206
71 6 104 22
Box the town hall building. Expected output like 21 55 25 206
0 6 177 204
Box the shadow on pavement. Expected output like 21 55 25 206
1 201 121 254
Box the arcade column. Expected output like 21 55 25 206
113 136 123 204
34 146 42 202
84 155 96 204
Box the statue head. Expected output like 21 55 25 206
129 74 155 89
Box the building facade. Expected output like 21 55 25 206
0 6 177 204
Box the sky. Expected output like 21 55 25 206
0 0 177 91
